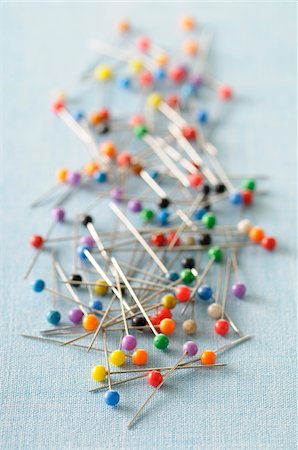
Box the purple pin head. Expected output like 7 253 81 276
122 335 137 351
232 282 246 299
189 74 204 88
52 207 65 222
183 341 198 356
128 199 142 213
80 235 94 248
69 308 84 324
110 187 124 203
67 171 81 186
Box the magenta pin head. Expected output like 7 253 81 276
52 207 65 222
110 187 124 203
80 235 94 248
122 335 137 351
183 341 198 356
128 199 142 213
189 74 204 87
232 282 246 299
67 171 81 185
68 308 84 324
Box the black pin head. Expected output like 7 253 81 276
199 234 212 246
81 215 93 227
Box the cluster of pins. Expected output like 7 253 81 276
24 16 277 428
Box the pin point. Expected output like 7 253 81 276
128 341 198 428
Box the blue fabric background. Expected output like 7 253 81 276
1 2 297 449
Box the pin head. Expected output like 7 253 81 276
89 299 103 311
197 109 208 124
207 303 222 319
110 187 124 203
181 257 195 269
132 349 148 365
197 285 213 301
168 65 187 83
67 171 81 186
109 350 126 366
232 282 246 299
100 141 117 158
122 335 137 351
132 316 147 328
181 125 197 141
208 246 222 262
129 114 145 127
153 333 169 350
200 350 216 365
179 15 196 30
218 85 233 100
68 308 84 324
117 152 132 167
229 191 243 205
147 92 162 108
32 279 45 292
237 219 252 235
261 236 276 251
80 236 94 248
94 64 113 81
249 226 265 243
180 269 196 284
104 390 120 406
147 370 163 387
154 53 168 67
214 319 229 335
46 310 61 326
182 319 197 335
128 199 142 213
82 314 99 331
183 39 198 55
130 58 144 73
69 273 82 288
151 233 166 247
77 244 91 260
200 234 212 246
242 178 256 191
94 171 107 183
118 76 131 89
81 215 93 227
189 173 203 188
91 364 107 382
241 189 253 205
117 20 130 33
202 212 216 229
133 124 148 138
165 271 180 282
56 168 68 183
215 183 226 194
166 94 180 108
136 36 151 52
93 279 109 296
183 341 198 356
158 197 171 209
52 207 65 222
139 71 154 87
193 208 207 220
161 294 177 309
140 208 154 222
160 318 176 335
175 285 191 302
30 234 44 249
157 210 170 226
183 236 196 246
166 232 180 246
157 307 172 320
